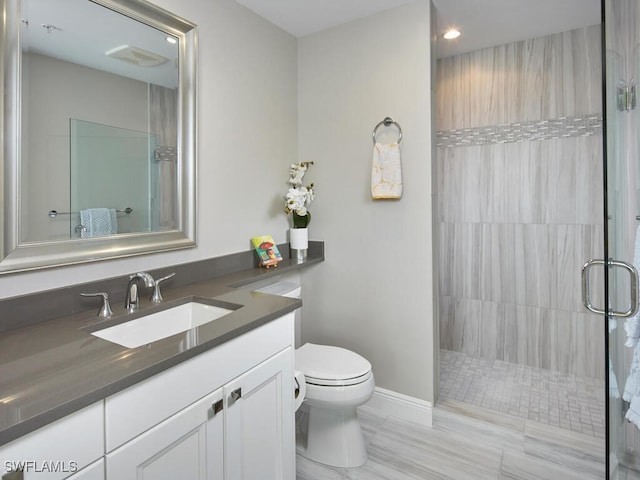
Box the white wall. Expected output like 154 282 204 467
297 1 435 402
0 0 298 298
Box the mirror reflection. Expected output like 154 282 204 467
20 0 179 242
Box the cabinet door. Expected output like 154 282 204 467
65 459 104 480
224 347 294 480
0 402 103 480
105 388 224 480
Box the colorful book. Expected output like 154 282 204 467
251 235 283 267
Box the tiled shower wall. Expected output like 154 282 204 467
437 25 605 379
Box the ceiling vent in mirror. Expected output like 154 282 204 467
105 45 168 67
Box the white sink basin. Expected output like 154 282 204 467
91 302 233 348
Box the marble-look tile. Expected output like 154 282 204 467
441 223 483 300
514 224 558 308
499 449 602 480
480 224 517 304
451 298 481 356
439 350 605 436
563 27 603 117
522 429 605 478
575 312 605 379
556 310 578 375
501 303 519 364
484 143 510 223
555 311 605 379
518 139 557 224
436 398 526 434
438 224 454 297
523 420 604 462
478 300 502 360
460 223 483 299
510 306 556 370
438 295 454 350
557 224 604 313
297 455 349 480
556 135 604 226
297 399 606 480
369 415 504 480
436 25 601 131
461 144 485 223
437 147 464 223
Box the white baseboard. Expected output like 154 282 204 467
361 386 433 427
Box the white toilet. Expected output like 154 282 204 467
252 280 375 468
295 342 375 468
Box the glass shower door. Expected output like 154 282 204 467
602 0 640 477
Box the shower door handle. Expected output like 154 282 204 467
581 258 639 318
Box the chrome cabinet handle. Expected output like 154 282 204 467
582 258 639 318
212 399 223 415
230 388 242 403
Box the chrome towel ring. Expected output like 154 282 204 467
372 117 402 145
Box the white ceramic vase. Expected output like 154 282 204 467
290 228 308 262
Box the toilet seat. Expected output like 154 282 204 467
296 343 372 387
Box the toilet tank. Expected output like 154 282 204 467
254 281 301 299
253 281 302 347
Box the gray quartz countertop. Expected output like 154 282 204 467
0 253 321 447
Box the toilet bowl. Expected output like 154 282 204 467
295 342 375 468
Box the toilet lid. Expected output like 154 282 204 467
296 343 372 386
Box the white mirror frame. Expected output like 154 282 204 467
0 0 197 274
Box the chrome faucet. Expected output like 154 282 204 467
125 272 155 313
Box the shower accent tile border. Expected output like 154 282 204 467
436 114 602 148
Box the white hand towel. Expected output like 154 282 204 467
80 208 118 238
372 142 402 199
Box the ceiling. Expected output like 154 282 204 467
234 0 602 58
23 0 179 88
432 0 601 58
233 0 415 38
23 0 603 86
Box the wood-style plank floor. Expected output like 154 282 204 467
296 399 613 479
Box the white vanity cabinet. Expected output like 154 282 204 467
104 312 295 480
224 348 293 479
0 312 295 480
0 402 104 480
106 347 293 479
105 387 225 479
65 460 104 480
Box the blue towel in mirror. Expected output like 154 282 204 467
80 208 118 238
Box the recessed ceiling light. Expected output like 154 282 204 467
443 28 461 40
166 36 177 44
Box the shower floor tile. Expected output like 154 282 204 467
439 349 606 438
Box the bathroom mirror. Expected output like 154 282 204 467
0 0 197 273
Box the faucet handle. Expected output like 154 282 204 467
151 273 175 303
81 292 113 318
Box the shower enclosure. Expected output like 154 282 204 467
70 119 158 236
603 0 640 477
437 0 640 477
436 18 605 434
433 1 629 477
